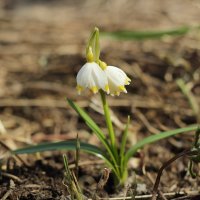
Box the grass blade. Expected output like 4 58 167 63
67 99 120 176
13 139 120 178
176 79 200 123
102 26 200 41
13 139 105 158
75 134 80 178
63 154 83 200
124 124 198 163
67 99 106 141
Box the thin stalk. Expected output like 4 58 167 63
151 149 197 200
99 90 116 149
176 79 200 123
67 99 120 178
99 90 120 178
188 160 196 178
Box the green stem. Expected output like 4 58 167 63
100 90 116 148
94 29 121 180
99 90 120 173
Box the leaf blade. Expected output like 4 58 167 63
67 99 118 164
13 140 104 157
102 26 200 41
67 99 106 141
124 125 198 163
67 99 121 177
12 140 120 177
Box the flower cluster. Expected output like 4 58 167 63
76 61 131 96
76 28 131 96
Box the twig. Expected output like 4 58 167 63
92 168 111 200
1 172 23 183
171 195 199 200
96 190 200 199
0 99 87 108
151 149 195 200
0 98 194 116
143 166 167 200
68 160 105 169
97 168 111 190
90 97 125 131
0 141 29 167
24 184 51 189
0 180 15 200
0 120 6 135
135 109 160 134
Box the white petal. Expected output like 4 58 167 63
105 66 131 95
76 62 108 94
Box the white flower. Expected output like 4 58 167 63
104 66 131 96
76 62 109 94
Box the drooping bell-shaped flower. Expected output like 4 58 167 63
101 63 131 96
76 62 109 95
76 46 109 95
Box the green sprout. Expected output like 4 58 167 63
63 154 83 200
12 28 199 185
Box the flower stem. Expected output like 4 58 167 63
99 90 116 150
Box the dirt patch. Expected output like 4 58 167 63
0 0 200 199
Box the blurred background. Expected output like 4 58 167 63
0 0 200 140
0 0 200 198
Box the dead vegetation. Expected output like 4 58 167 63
0 0 200 199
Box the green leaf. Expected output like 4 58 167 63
13 139 120 178
13 139 104 157
102 26 200 41
124 124 199 164
67 99 120 177
67 99 114 155
67 99 106 141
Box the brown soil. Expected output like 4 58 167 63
0 0 200 199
